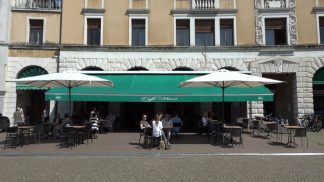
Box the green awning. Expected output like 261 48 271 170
45 74 273 102
16 83 48 91
313 68 324 85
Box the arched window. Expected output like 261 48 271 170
17 66 48 79
127 66 149 71
173 66 194 71
82 66 104 71
219 66 240 71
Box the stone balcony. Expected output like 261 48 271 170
11 0 61 11
175 0 236 10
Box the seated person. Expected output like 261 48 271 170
104 111 116 131
140 114 151 130
171 112 182 135
52 113 63 137
199 112 209 134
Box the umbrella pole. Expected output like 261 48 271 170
68 87 71 122
222 87 225 123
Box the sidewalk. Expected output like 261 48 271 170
0 131 323 156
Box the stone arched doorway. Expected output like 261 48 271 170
313 67 324 119
16 66 49 124
127 66 149 71
82 66 104 71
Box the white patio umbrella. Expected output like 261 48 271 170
180 69 283 122
14 70 113 120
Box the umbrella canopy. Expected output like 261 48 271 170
14 70 113 88
180 69 283 122
14 70 113 120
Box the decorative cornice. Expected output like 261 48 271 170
11 8 61 13
171 9 238 15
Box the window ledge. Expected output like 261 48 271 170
313 7 324 13
127 9 150 15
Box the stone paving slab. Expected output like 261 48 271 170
0 131 323 156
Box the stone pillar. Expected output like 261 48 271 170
296 59 315 116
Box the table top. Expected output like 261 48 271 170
18 126 34 129
223 125 242 129
263 121 276 125
66 125 86 129
284 125 304 129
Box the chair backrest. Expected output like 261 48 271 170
252 120 260 128
294 128 306 137
62 126 74 134
7 126 18 133
230 128 242 137
173 122 181 128
33 125 45 133
144 127 153 136
207 122 218 132
268 123 278 131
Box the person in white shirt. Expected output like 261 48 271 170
152 112 163 138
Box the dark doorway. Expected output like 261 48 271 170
122 102 155 130
263 73 296 123
165 102 199 132
17 90 48 125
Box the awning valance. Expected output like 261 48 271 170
45 74 274 102
313 68 324 85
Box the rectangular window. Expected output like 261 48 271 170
320 17 324 44
176 20 190 46
195 20 214 46
29 20 44 45
220 19 234 46
87 19 101 45
265 18 287 45
132 19 145 46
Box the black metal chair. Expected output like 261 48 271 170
250 120 260 136
207 122 223 144
294 128 308 149
143 127 153 148
32 125 45 143
229 128 243 149
60 127 76 148
268 123 281 142
4 126 18 149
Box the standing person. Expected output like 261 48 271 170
90 108 97 119
152 112 164 147
20 108 25 124
162 114 173 143
13 107 23 126
199 112 209 134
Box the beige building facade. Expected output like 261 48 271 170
3 0 324 127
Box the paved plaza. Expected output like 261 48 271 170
0 131 324 181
